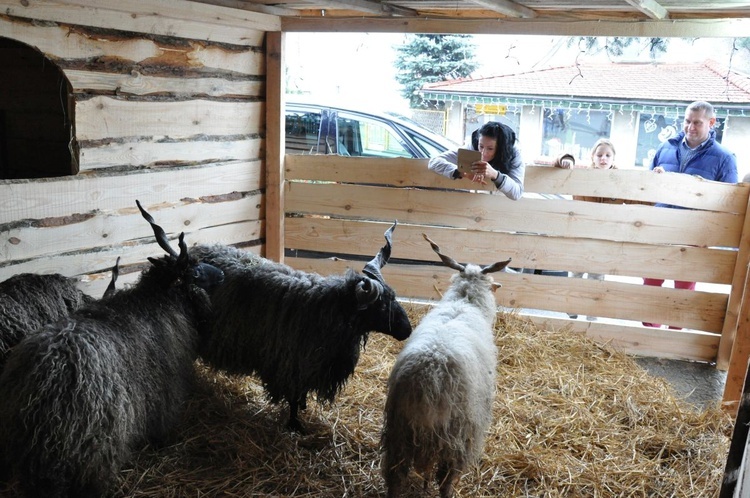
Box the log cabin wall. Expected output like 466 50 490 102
282 155 750 410
0 0 279 297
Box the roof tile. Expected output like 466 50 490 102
423 60 750 104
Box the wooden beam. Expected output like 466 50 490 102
723 264 750 415
718 191 750 369
623 0 670 20
0 0 280 44
301 0 418 17
281 16 750 38
264 31 285 263
469 0 537 19
186 0 297 16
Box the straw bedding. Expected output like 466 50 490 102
0 305 732 497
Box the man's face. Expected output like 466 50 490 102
683 109 716 146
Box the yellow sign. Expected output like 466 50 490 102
475 104 507 115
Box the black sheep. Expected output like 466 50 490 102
0 272 94 373
0 257 121 376
195 222 412 431
0 201 224 498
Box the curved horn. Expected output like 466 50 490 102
103 256 120 299
136 200 178 257
481 258 512 274
422 233 465 272
355 277 383 310
176 232 189 265
362 221 397 282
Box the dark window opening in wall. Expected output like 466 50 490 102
0 37 77 180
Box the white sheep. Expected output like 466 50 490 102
380 234 510 498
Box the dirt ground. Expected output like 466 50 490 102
634 356 727 410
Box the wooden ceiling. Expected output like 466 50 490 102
186 0 750 37
192 0 750 21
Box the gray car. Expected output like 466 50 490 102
285 100 458 158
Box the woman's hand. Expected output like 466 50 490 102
470 161 497 184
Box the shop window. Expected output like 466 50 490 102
541 108 612 161
635 113 725 168
0 37 76 179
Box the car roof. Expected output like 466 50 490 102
285 98 459 148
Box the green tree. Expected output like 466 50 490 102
394 34 478 109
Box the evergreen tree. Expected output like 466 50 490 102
394 34 478 108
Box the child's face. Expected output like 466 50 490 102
592 145 615 169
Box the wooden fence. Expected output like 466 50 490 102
280 154 750 412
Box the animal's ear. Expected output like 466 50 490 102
355 276 383 310
491 282 502 293
176 233 189 266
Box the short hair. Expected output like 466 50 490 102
686 101 715 118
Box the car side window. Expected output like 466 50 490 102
285 109 321 154
337 114 411 158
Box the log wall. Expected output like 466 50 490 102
0 0 278 297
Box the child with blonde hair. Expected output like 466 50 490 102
553 139 619 320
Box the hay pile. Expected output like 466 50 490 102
1 305 733 497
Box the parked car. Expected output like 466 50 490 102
285 100 458 159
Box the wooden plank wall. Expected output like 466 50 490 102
0 0 278 297
283 155 750 407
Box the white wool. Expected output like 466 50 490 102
381 264 499 497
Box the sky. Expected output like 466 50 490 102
284 33 747 114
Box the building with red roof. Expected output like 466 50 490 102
420 59 750 174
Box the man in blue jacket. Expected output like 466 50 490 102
643 100 737 329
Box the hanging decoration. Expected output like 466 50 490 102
420 91 749 119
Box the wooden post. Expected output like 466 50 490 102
720 355 750 496
264 31 285 263
718 192 750 370
723 258 750 415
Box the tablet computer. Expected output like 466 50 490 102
457 148 481 175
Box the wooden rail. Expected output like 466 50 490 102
282 154 750 414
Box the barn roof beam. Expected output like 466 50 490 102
623 0 669 20
469 0 537 18
307 0 419 17
187 0 299 15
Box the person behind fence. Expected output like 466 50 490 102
642 100 738 329
554 138 621 321
428 121 525 200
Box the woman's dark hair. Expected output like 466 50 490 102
470 121 518 175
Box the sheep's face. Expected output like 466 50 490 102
358 281 412 340
147 254 224 294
